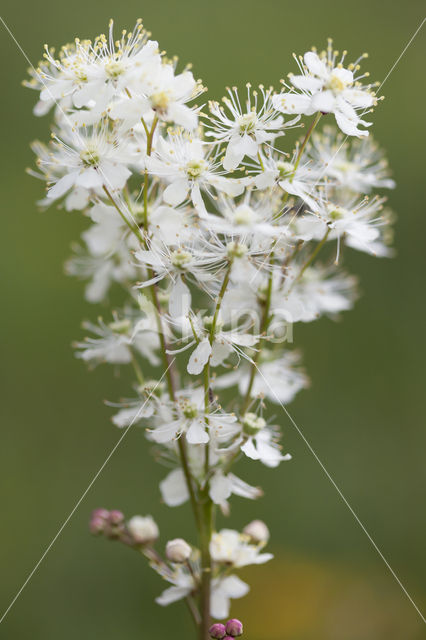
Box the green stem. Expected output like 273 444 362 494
241 251 275 413
186 595 201 627
278 112 322 215
139 117 201 530
199 496 213 640
198 259 233 638
130 352 144 386
292 111 322 175
203 259 233 474
288 228 330 293
209 259 233 342
106 118 200 532
142 116 158 234
102 185 143 242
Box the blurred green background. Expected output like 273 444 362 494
1 1 425 638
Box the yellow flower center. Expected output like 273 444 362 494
150 91 170 113
277 161 294 178
186 160 206 179
80 146 100 167
238 111 257 134
327 71 351 93
170 249 193 269
105 59 125 79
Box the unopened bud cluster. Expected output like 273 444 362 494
90 509 159 546
210 618 244 638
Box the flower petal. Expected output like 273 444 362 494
187 338 212 375
156 585 191 606
304 51 328 78
311 90 336 114
164 178 189 206
160 468 189 506
272 92 315 116
186 418 209 444
169 277 191 318
209 473 232 504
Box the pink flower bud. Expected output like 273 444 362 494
108 510 125 525
225 618 243 636
209 622 226 639
89 508 109 535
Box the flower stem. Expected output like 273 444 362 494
141 118 201 530
199 495 213 640
102 185 143 242
241 251 275 412
292 111 322 174
288 227 330 292
199 259 233 638
277 111 322 216
106 119 200 532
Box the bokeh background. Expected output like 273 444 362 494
1 1 425 638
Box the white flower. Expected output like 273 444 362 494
146 131 247 213
208 472 262 506
149 387 238 445
155 565 195 606
216 351 308 405
205 85 298 170
110 382 164 427
160 467 261 507
135 240 217 318
272 265 358 324
110 63 201 131
273 41 376 137
201 192 285 240
210 529 273 567
66 245 137 303
75 318 134 365
156 566 250 621
27 20 160 115
241 428 291 467
43 123 131 201
308 126 395 193
304 195 393 257
127 515 159 544
253 152 322 212
75 313 161 366
240 412 290 467
210 575 250 619
178 313 259 376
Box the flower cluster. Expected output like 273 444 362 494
27 20 395 638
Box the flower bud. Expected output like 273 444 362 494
165 538 192 563
209 623 226 639
225 619 243 636
108 510 125 525
89 508 109 535
127 515 159 545
243 519 270 544
103 510 125 540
